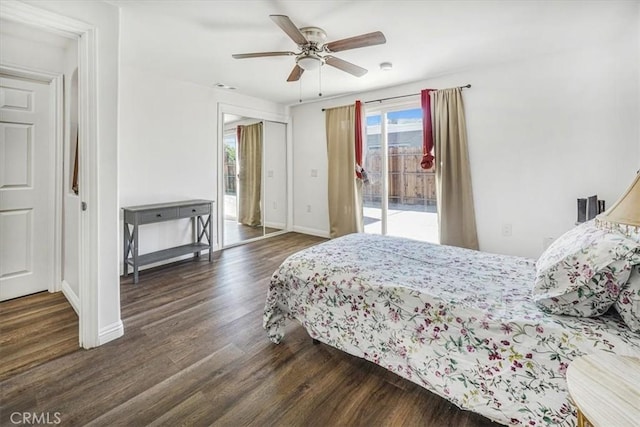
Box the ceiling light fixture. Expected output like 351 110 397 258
296 54 323 71
380 62 393 71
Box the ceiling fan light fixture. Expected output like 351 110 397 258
297 54 323 70
379 62 393 71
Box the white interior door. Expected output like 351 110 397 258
0 75 55 301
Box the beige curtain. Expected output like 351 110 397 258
326 105 363 238
238 122 263 227
432 88 479 250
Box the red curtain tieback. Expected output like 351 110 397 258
421 153 434 170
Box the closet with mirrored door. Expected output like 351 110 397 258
219 106 288 247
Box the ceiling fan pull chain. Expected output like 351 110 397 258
299 77 302 103
318 66 322 97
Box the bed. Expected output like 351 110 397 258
263 231 640 426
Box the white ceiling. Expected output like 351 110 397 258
112 0 636 105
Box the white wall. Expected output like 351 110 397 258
118 65 287 270
291 24 640 259
0 21 66 71
118 66 217 264
23 0 121 344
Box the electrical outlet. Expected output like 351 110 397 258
310 169 318 177
267 170 274 178
273 201 277 209
306 205 311 213
501 223 512 237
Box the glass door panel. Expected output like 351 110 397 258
363 113 383 235
364 105 439 243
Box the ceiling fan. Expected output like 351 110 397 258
232 15 386 82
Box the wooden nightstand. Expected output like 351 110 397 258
566 353 640 427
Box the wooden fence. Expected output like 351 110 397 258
363 146 436 208
224 159 236 194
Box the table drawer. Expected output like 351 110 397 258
138 207 178 224
178 204 210 218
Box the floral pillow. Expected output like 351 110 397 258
533 221 640 317
614 265 640 332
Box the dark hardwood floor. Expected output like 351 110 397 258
0 291 78 382
1 232 499 426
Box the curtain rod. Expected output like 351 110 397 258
321 84 471 111
364 84 471 105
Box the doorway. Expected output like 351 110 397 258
363 103 439 243
1 0 104 349
1 18 79 303
0 74 57 300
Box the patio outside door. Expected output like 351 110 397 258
362 104 439 243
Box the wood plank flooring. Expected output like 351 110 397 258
1 232 499 426
0 291 78 382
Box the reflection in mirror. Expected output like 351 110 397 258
222 114 287 247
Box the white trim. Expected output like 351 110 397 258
286 112 293 232
292 226 330 238
98 320 124 346
77 18 100 350
61 280 80 315
218 103 289 125
52 71 64 293
0 0 91 39
0 64 64 295
264 221 287 229
1 0 102 349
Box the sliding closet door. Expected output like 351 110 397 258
221 113 287 247
263 121 287 235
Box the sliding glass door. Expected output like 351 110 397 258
363 104 439 243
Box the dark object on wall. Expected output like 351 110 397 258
577 199 587 223
587 195 598 220
72 128 79 195
577 195 605 223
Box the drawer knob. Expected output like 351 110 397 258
192 209 196 212
156 213 162 217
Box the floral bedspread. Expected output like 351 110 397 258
263 233 640 426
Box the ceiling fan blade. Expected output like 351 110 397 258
232 51 296 59
324 31 386 53
287 65 304 82
325 56 367 77
270 15 308 46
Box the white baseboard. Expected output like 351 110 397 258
292 226 330 238
264 221 286 229
61 280 79 315
98 320 124 345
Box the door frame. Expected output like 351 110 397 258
0 65 63 296
1 0 100 348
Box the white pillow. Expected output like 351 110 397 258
533 221 640 317
614 265 640 332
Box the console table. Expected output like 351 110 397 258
122 200 214 284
